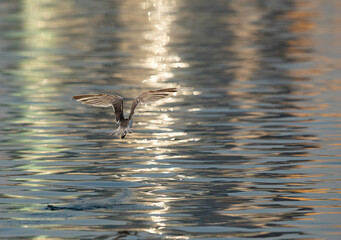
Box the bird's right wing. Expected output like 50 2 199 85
72 94 124 122
129 88 177 120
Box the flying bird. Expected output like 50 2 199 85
72 88 177 139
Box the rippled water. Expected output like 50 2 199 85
1 0 341 239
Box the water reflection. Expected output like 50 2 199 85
125 2 191 235
141 0 188 85
0 0 341 239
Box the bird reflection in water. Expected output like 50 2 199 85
73 88 177 139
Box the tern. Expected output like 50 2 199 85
72 88 177 139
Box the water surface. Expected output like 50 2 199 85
1 0 341 239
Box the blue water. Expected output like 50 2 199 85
1 0 341 239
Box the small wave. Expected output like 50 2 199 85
46 189 132 211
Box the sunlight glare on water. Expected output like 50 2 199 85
1 0 341 239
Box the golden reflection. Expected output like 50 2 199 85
141 0 188 86
123 0 192 147
282 1 317 78
146 198 169 234
120 2 188 235
127 0 191 154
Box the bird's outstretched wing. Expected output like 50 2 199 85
72 94 124 122
129 88 177 120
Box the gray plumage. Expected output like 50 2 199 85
72 88 177 139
